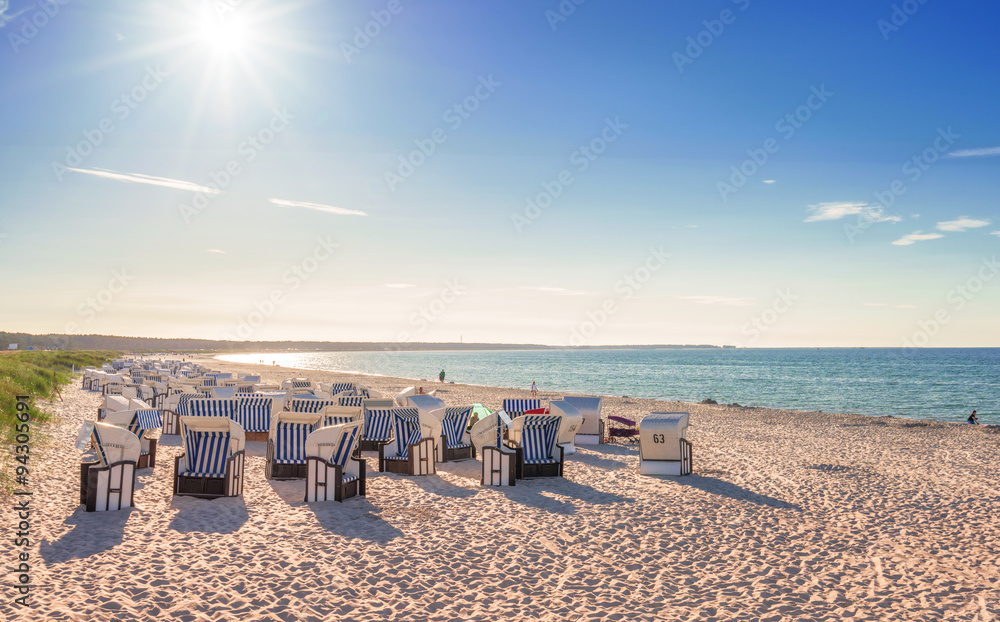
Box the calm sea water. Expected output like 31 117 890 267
217 348 999 424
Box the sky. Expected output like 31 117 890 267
0 0 998 347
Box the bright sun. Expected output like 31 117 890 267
196 12 252 56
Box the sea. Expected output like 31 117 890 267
217 348 999 424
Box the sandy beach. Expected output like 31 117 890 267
5 357 999 621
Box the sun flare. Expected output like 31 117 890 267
196 11 252 57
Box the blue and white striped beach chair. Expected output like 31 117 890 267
103 409 162 469
506 414 565 479
305 420 365 502
502 398 543 419
378 408 436 475
439 406 475 462
266 412 322 479
174 417 246 499
162 392 205 435
361 406 396 452
325 382 356 396
78 422 140 512
234 396 274 441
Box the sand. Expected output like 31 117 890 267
3 357 999 621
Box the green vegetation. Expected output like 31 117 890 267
1 351 118 491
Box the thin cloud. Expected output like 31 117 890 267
762 179 776 184
992 231 1000 238
947 147 1000 158
891 231 945 246
206 249 226 254
384 283 416 288
269 198 367 216
520 286 591 296
936 217 991 232
678 295 755 307
804 201 901 224
68 167 220 194
0 2 32 27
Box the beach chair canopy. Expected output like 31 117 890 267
306 420 363 467
78 422 141 466
269 412 322 464
510 414 563 464
406 394 446 412
179 416 245 477
440 406 473 449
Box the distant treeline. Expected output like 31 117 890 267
0 331 729 353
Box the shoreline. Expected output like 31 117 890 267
208 355 999 433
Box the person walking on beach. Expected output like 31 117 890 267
968 410 979 424
439 369 445 383
531 381 538 397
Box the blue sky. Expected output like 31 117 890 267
1 0 998 346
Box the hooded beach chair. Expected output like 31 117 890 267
506 414 565 479
266 411 322 479
361 405 396 451
103 409 163 469
174 416 246 499
437 406 476 462
304 420 365 502
234 396 274 441
378 408 436 475
561 396 603 445
502 398 543 419
78 422 140 512
98 395 131 421
549 400 583 455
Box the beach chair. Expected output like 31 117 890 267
361 406 396 451
266 412 322 479
304 421 365 502
438 406 476 462
608 415 639 443
395 386 417 406
562 396 603 445
549 400 583 455
174 416 246 499
103 409 162 469
288 396 340 414
78 422 140 512
98 395 131 421
234 396 274 441
502 398 543 419
378 408 436 475
506 414 565 479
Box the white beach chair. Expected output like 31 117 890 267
78 422 140 512
304 420 365 502
102 409 162 469
561 396 603 445
548 400 584 455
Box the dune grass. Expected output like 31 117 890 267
1 350 118 491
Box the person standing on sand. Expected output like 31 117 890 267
531 381 538 397
439 370 445 383
968 410 979 424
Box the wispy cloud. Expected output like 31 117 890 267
762 179 776 184
891 231 945 246
520 286 591 296
678 295 755 307
936 217 991 232
206 249 226 254
947 146 1000 158
68 167 220 194
269 198 367 216
0 2 32 28
804 201 901 223
384 283 416 288
991 231 1000 238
